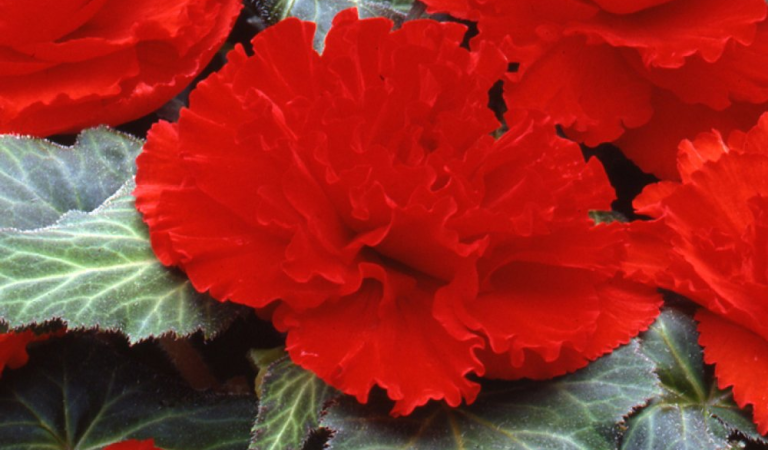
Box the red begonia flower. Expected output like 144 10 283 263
420 0 768 179
135 9 661 415
104 439 161 450
0 330 46 376
627 113 768 434
0 0 242 137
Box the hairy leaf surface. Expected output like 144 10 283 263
0 128 141 230
0 130 244 341
250 355 338 450
621 309 768 450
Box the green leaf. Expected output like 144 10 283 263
0 335 256 450
638 309 708 403
321 341 660 450
249 355 338 450
0 181 245 342
248 347 290 399
255 0 416 51
589 210 627 224
0 130 245 342
0 127 142 230
621 309 768 450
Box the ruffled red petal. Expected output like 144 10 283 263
628 113 768 434
0 0 105 47
616 92 766 179
589 0 675 15
442 115 660 377
136 119 348 310
421 0 477 19
0 0 242 136
697 310 768 435
505 37 653 146
274 265 485 416
422 0 768 179
639 21 768 108
574 0 765 68
104 439 161 450
0 330 46 375
467 266 660 379
478 277 660 379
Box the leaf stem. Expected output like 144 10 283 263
159 336 219 391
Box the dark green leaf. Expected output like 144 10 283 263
621 309 768 450
321 341 660 450
0 335 256 450
249 355 338 450
255 0 415 50
0 130 245 342
638 308 708 403
249 347 290 399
